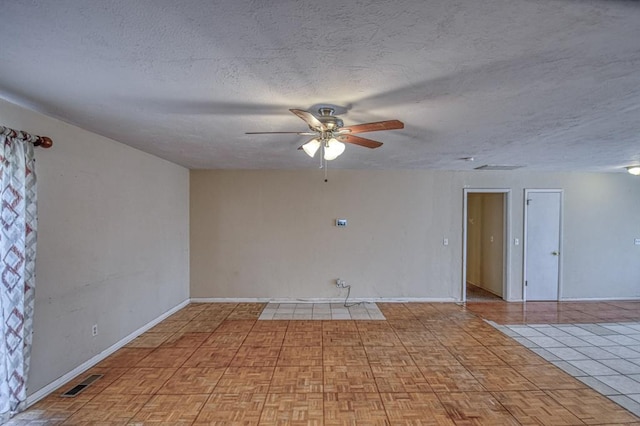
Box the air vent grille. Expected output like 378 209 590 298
61 374 103 397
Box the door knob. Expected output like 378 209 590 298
551 251 559 256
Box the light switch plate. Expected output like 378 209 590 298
635 238 640 245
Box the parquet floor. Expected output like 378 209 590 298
464 300 640 325
8 301 640 425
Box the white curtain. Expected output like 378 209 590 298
0 129 37 422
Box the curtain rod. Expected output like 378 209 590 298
0 125 53 148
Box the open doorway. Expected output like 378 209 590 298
462 189 510 302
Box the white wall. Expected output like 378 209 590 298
0 99 190 396
191 169 640 302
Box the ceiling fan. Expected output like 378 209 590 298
246 107 404 160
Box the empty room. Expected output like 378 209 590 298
1 0 639 424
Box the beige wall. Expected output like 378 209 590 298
191 170 459 300
481 193 504 296
191 169 640 301
0 99 190 395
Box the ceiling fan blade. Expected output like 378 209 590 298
341 120 404 134
289 109 326 131
246 131 316 135
336 134 383 149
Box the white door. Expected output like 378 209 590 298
524 190 562 301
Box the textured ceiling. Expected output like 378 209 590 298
1 0 639 171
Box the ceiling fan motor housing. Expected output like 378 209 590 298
317 108 343 131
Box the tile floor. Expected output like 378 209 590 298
258 303 385 320
492 320 640 416
7 301 640 425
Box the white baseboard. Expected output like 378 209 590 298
26 298 190 407
191 297 272 303
559 296 640 302
360 297 457 303
190 297 457 303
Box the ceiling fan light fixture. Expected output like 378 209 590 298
626 165 640 176
302 138 321 158
323 138 345 161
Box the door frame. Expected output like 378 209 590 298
462 188 511 303
523 189 564 301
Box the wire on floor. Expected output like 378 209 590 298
342 284 365 308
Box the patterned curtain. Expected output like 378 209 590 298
0 128 37 422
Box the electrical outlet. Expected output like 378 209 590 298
92 324 98 336
336 279 346 288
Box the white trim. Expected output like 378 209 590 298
462 189 468 303
523 189 563 301
461 188 511 303
191 297 273 303
191 297 457 303
26 298 190 407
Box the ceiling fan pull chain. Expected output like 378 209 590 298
324 155 328 182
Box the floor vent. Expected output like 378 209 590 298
61 374 103 397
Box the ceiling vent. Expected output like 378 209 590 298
474 165 523 171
